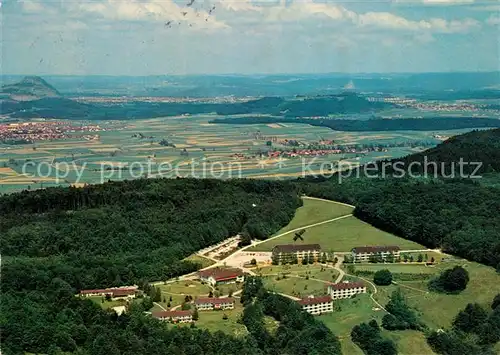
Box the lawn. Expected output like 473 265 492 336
319 294 436 355
215 283 243 297
183 254 215 268
89 296 129 310
273 197 354 234
194 302 248 337
257 264 339 283
159 280 211 296
262 275 328 298
354 263 437 274
374 260 500 329
383 330 436 355
251 215 424 252
319 294 385 355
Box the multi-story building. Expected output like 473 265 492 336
198 268 245 286
271 244 322 264
152 310 193 323
327 281 366 300
351 246 400 263
298 295 334 315
79 286 137 300
194 297 235 311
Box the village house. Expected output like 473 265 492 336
152 310 193 323
198 268 245 286
327 281 367 299
298 295 334 315
351 246 401 263
79 286 138 300
271 244 322 264
194 297 235 311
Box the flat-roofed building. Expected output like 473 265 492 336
152 310 193 323
271 244 322 264
298 295 334 315
327 281 366 300
198 268 245 286
79 286 137 300
351 246 400 263
194 297 235 311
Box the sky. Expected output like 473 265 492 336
2 0 500 75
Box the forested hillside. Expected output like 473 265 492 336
0 179 303 354
299 129 500 271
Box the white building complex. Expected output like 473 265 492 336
298 295 334 315
194 297 235 311
152 310 193 323
327 281 367 299
271 244 322 264
351 246 401 263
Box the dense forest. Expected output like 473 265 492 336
1 178 301 290
0 178 304 354
211 116 500 132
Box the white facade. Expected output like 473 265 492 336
351 248 400 263
195 300 235 311
327 284 367 300
300 300 334 315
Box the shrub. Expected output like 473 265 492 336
373 269 393 286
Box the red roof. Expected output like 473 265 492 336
80 289 108 294
79 286 137 296
198 268 243 281
152 310 192 318
298 296 332 306
328 282 365 291
195 297 235 305
352 246 400 254
111 289 136 297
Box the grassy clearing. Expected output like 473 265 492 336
215 283 243 297
194 302 248 337
374 261 500 329
262 275 327 298
256 264 339 283
383 330 435 355
354 263 437 274
158 280 211 298
319 294 384 354
183 254 215 268
88 296 129 310
252 215 424 252
274 197 354 234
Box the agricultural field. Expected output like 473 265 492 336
0 115 458 193
250 214 424 252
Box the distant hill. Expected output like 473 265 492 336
1 76 60 99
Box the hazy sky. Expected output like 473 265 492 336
2 0 500 75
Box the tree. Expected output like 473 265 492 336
430 257 435 263
429 266 469 293
373 269 393 286
222 313 228 320
250 258 257 266
452 303 488 333
417 254 423 263
181 303 191 310
192 308 199 321
492 294 500 310
153 287 161 302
